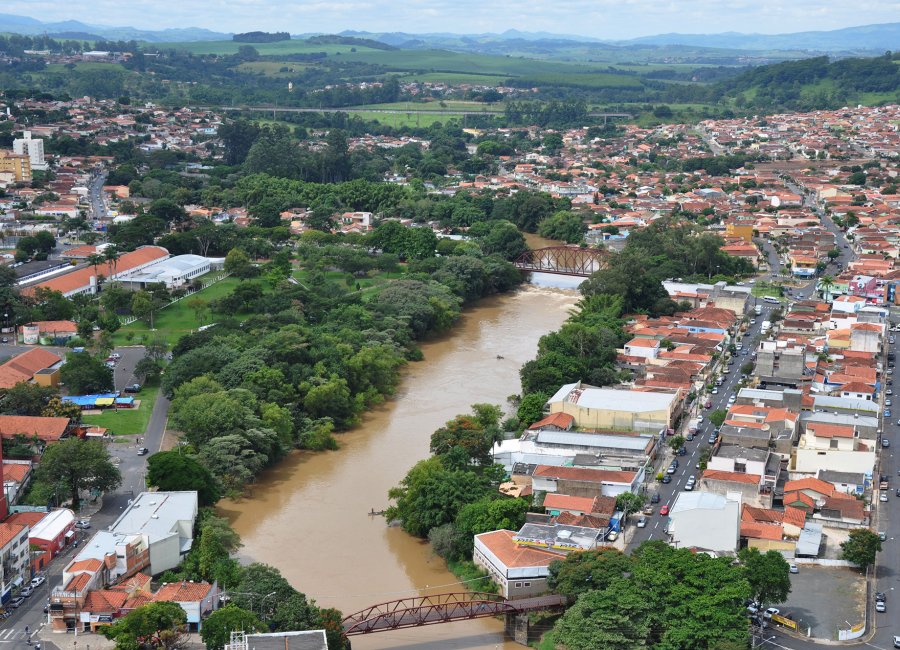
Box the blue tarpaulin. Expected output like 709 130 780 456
63 393 120 408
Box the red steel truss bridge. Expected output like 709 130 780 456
513 246 607 277
341 592 567 635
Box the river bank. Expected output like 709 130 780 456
221 284 578 650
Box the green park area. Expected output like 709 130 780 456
82 383 160 437
111 276 242 346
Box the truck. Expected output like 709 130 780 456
688 418 700 434
761 320 771 333
754 305 763 315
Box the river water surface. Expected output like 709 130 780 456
221 285 577 650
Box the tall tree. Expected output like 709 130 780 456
36 438 121 509
739 548 791 606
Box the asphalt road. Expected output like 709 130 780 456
89 171 107 222
629 299 776 547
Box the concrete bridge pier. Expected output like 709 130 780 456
505 612 531 646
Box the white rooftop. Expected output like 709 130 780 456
671 491 735 513
29 508 74 542
548 383 677 413
109 491 198 544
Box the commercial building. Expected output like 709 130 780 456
546 382 681 433
27 508 77 558
24 246 170 298
667 492 741 554
108 491 198 575
115 254 222 290
0 348 63 390
154 581 219 631
473 530 558 599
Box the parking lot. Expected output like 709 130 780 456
778 565 865 640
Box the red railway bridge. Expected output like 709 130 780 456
341 592 567 636
513 246 607 277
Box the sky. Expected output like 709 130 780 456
3 0 898 39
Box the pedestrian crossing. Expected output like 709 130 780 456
0 628 33 643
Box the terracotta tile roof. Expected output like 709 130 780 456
702 469 761 485
0 349 62 389
782 506 808 529
65 573 91 592
554 511 609 528
110 573 151 592
6 511 44 528
783 491 815 509
742 505 783 525
784 477 835 497
24 246 169 296
154 581 214 603
822 496 865 521
741 523 784 540
529 412 574 430
543 494 596 513
533 465 636 484
2 462 31 483
68 558 103 573
0 522 26 548
0 415 70 442
83 589 128 613
123 593 153 610
24 320 77 334
475 530 559 569
806 422 855 438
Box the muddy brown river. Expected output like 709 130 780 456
221 285 578 650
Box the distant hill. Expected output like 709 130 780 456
621 22 900 53
0 12 228 42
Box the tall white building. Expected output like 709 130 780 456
13 131 47 171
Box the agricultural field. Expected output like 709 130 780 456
349 100 503 112
152 39 384 56
44 62 127 73
235 61 314 77
400 72 511 85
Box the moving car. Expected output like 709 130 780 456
137 447 149 456
660 505 670 516
881 493 889 502
651 493 661 503
637 517 647 528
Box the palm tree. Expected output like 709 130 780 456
819 275 835 302
103 246 121 279
86 253 105 279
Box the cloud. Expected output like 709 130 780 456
2 0 898 38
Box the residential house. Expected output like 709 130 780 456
154 581 218 632
794 421 876 476
0 522 29 604
473 530 557 599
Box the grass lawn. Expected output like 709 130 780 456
82 383 160 437
111 276 245 346
293 269 406 299
350 111 464 128
751 282 786 298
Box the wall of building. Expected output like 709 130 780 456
794 448 875 475
670 503 739 553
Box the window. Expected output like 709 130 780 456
514 582 522 588
523 582 531 587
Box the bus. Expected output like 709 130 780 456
762 296 780 304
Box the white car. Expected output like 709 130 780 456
892 634 900 648
763 607 780 620
637 517 647 528
877 600 887 612
30 575 45 587
789 564 799 574
881 493 889 502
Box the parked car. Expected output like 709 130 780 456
660 505 670 516
889 389 894 395
30 575 45 587
888 400 893 407
637 517 647 528
877 601 887 613
884 439 891 448
651 493 661 503
886 409 892 418
880 531 887 541
881 493 889 502
8 596 24 609
705 401 712 409
0 337 8 344
892 634 900 648
124 383 142 393
763 607 780 620
684 482 694 491
606 530 618 542
661 475 672 484
712 387 719 394
643 506 654 516
877 592 887 602
708 435 717 444
677 446 686 456
686 433 694 441
667 465 677 475
789 564 799 574
20 585 34 597
75 520 90 529
137 447 149 456
109 353 121 360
